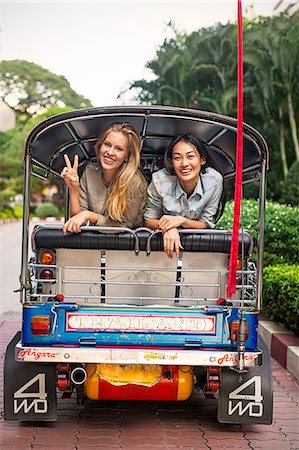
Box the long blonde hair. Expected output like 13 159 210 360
94 122 146 222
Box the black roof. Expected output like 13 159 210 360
24 105 268 180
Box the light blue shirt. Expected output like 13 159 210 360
144 167 223 228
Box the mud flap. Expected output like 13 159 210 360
218 337 273 424
4 332 57 421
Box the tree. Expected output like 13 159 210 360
244 13 299 167
123 22 238 115
123 13 299 199
279 160 299 205
0 106 72 211
0 60 92 119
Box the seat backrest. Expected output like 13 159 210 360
32 225 252 258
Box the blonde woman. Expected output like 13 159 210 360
61 122 147 233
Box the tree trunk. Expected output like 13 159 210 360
278 105 288 178
287 92 299 161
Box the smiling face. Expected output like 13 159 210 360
171 140 206 192
98 130 129 183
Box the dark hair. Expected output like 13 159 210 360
164 133 212 175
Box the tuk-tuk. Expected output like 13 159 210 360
4 106 273 424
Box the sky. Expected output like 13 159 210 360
0 0 292 107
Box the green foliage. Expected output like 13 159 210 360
0 106 73 209
217 199 299 265
263 264 299 335
0 204 14 219
13 206 23 218
279 160 299 205
0 204 23 219
125 12 299 199
0 60 92 118
263 201 299 265
124 22 238 113
35 202 60 218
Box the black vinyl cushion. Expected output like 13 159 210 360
32 226 252 257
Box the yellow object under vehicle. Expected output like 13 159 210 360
85 364 193 401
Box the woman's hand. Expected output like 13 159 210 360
158 215 185 232
61 154 79 190
163 228 183 259
63 210 90 235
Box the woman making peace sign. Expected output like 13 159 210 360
61 122 147 234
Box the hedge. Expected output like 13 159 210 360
279 160 299 206
263 264 299 335
0 205 23 219
217 199 299 265
35 202 60 218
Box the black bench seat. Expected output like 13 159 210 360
32 225 253 258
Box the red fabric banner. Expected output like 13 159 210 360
226 0 244 298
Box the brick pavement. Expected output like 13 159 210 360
1 319 298 450
259 319 299 380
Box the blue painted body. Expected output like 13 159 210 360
22 303 258 350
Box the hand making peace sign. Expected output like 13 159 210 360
61 154 80 190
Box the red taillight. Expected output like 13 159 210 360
31 315 51 335
229 320 249 341
40 268 54 279
39 250 54 265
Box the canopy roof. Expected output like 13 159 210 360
24 106 268 181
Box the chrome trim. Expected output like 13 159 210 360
20 153 32 303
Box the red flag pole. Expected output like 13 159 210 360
226 0 244 299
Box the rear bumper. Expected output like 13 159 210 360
15 341 262 367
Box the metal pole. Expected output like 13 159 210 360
20 153 32 303
256 160 267 310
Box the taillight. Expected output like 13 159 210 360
40 268 54 279
31 315 51 335
236 258 243 284
236 258 243 270
229 320 249 341
39 250 55 265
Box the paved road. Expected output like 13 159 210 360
0 221 298 449
0 220 23 317
0 220 45 317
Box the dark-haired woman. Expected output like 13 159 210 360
144 134 223 258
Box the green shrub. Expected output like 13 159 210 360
217 199 299 265
263 264 299 335
13 205 23 218
35 202 60 218
0 205 14 219
279 160 299 206
264 201 299 265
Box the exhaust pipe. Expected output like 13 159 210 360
70 367 87 385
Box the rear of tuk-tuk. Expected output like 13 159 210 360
4 106 273 424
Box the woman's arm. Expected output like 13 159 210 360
144 218 160 229
157 215 207 231
69 189 81 216
63 210 100 235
